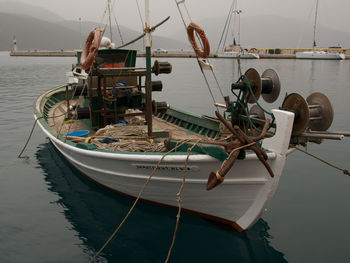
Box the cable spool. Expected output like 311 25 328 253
231 68 281 104
249 104 266 121
261 69 281 103
243 68 262 103
249 105 266 135
282 92 334 135
306 92 334 131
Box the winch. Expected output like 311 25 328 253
71 49 172 130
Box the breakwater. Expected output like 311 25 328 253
9 48 350 59
10 50 76 57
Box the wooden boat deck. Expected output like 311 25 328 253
48 100 212 143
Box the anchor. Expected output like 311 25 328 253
206 111 274 191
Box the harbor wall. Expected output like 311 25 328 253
9 48 350 59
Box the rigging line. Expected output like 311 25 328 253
173 0 221 108
112 12 124 44
297 0 316 48
135 0 145 29
217 0 236 53
174 0 188 28
108 0 113 42
89 139 194 263
135 0 145 49
99 1 109 26
223 1 236 51
110 0 124 44
182 1 193 22
210 70 226 99
197 59 219 112
115 16 170 49
164 140 201 263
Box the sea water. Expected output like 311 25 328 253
1 51 350 262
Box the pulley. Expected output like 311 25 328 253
231 68 281 104
281 92 334 135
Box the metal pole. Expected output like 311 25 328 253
79 17 82 49
145 0 153 137
313 0 319 49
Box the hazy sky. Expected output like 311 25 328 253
8 0 350 33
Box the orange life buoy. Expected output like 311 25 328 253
80 28 102 70
187 22 210 58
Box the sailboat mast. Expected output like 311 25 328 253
312 0 319 49
144 0 153 137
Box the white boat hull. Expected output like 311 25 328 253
296 51 345 60
218 51 260 59
36 109 294 231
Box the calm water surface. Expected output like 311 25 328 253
1 51 350 262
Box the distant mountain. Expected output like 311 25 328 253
0 12 187 51
1 1 349 52
56 20 188 50
0 13 80 50
0 0 64 22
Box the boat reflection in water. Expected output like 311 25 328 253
36 142 287 262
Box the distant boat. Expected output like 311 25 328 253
220 43 259 59
216 0 259 59
296 50 345 60
296 0 345 60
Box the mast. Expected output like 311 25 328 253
144 0 153 137
312 0 319 49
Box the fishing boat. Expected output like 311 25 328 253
216 0 259 59
296 0 345 60
33 0 347 232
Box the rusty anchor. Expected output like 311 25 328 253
206 111 274 191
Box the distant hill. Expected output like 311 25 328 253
0 12 187 51
1 0 349 52
56 20 188 50
0 0 63 22
0 13 80 51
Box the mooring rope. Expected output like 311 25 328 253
17 117 43 158
164 140 201 263
291 145 350 176
18 111 68 158
89 139 193 263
